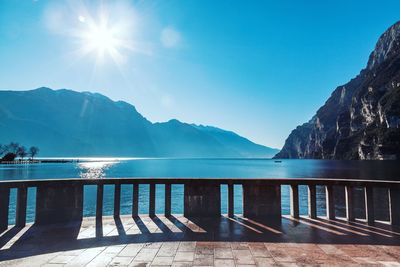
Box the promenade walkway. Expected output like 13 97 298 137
0 215 399 266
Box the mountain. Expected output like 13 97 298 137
0 87 278 158
191 124 276 157
275 21 400 160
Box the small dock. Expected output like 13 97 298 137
0 159 81 165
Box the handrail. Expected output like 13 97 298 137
0 177 399 188
0 177 399 231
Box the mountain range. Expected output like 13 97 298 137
0 88 278 158
275 21 400 160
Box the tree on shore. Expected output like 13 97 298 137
0 143 18 161
17 146 28 160
0 143 40 162
1 152 16 161
7 142 20 154
29 146 39 160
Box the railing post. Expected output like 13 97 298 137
365 186 375 225
165 184 171 217
326 185 335 219
308 185 317 219
345 186 355 221
96 184 104 220
35 183 83 225
228 183 234 217
114 184 121 218
149 183 156 217
184 181 221 218
16 187 27 227
243 182 281 222
132 184 139 217
0 187 10 233
290 184 299 218
389 187 400 226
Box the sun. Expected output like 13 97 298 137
65 3 148 68
76 14 129 64
86 24 117 55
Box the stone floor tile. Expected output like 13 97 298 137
62 248 87 256
178 242 196 252
157 243 179 257
86 253 113 267
193 253 213 266
353 257 381 265
249 246 271 258
195 246 214 255
129 261 151 267
254 257 276 266
214 248 233 259
213 242 231 248
268 249 294 263
378 262 400 267
274 263 298 267
103 245 126 255
174 251 195 262
145 242 163 249
170 262 193 267
301 249 330 261
151 256 174 265
1 253 59 267
233 249 256 265
65 247 105 267
231 242 249 250
119 244 145 257
49 255 76 264
135 248 159 262
214 259 235 267
248 242 265 248
109 256 134 266
317 244 343 255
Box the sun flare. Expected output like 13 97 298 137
86 24 117 55
75 11 133 65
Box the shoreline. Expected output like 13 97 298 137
0 159 81 164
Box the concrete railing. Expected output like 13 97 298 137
1 178 400 233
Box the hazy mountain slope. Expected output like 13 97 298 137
0 87 155 156
275 21 400 160
192 124 279 158
0 88 276 157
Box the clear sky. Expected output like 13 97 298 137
1 1 399 149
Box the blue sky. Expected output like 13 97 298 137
0 1 399 149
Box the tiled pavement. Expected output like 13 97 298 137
0 215 400 266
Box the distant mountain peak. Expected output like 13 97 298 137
81 91 114 102
30 87 53 93
192 124 235 135
367 21 400 70
168 119 181 123
35 86 52 90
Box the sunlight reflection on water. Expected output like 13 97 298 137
78 161 118 179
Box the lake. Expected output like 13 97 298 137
1 158 399 224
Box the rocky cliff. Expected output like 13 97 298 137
275 21 400 160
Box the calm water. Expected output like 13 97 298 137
1 158 399 224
